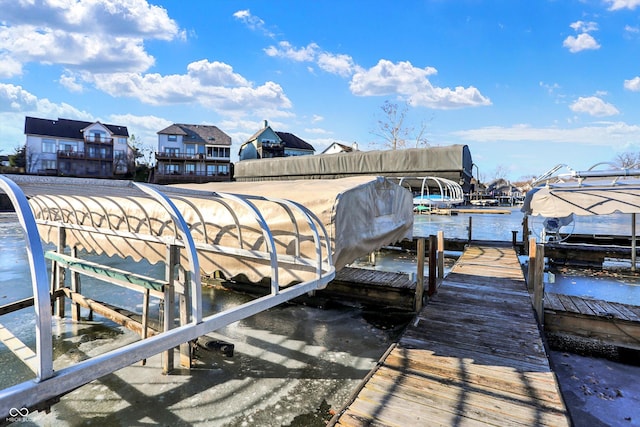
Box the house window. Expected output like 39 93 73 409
168 135 178 142
206 164 216 176
218 164 229 175
60 142 77 152
42 139 57 153
185 145 196 156
164 147 179 157
164 164 181 175
42 159 56 170
185 163 195 174
207 147 230 158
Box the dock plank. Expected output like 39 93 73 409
331 246 570 427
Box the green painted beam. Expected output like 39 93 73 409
45 251 167 292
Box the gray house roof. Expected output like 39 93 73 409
276 132 315 152
158 124 231 145
24 116 129 139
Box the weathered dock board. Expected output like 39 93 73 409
331 246 570 426
545 292 640 351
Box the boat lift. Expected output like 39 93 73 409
0 175 335 417
395 176 464 212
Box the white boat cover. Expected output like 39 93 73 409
6 175 413 285
522 179 640 216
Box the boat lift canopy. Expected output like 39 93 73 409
521 163 640 268
0 174 412 416
394 176 464 208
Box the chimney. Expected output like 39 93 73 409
352 142 358 151
263 119 268 128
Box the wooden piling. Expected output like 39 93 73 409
428 235 437 296
437 230 444 280
415 238 425 311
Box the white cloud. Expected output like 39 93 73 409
76 60 292 113
452 122 640 148
304 127 331 135
0 83 94 153
569 21 598 33
0 55 23 78
317 52 358 77
59 73 85 93
350 60 490 109
606 0 640 10
233 9 274 38
312 114 324 123
563 33 600 53
624 76 640 91
0 0 181 75
109 113 172 148
264 41 319 62
570 96 619 117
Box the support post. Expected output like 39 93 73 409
55 226 66 318
533 242 545 327
428 235 437 296
527 237 537 292
70 246 81 321
178 267 192 369
522 216 529 254
467 217 473 243
369 251 376 266
162 244 178 374
437 230 444 280
511 230 518 249
633 213 637 273
415 237 425 312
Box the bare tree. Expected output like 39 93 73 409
372 101 410 150
372 101 432 150
615 151 640 169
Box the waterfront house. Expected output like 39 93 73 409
321 142 359 154
238 120 315 160
24 116 133 178
154 123 232 184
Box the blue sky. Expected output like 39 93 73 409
3 0 640 181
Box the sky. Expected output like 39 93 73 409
3 0 640 182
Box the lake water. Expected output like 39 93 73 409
2 208 640 423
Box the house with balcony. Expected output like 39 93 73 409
154 123 232 184
24 116 132 178
238 120 315 161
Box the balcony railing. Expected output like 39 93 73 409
155 152 230 161
84 136 113 144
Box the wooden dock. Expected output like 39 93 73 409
331 245 570 426
545 292 640 351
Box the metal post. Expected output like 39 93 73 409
0 175 54 381
467 216 473 243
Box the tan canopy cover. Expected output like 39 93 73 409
8 175 412 285
522 179 640 217
172 175 414 271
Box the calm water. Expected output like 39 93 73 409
2 208 640 412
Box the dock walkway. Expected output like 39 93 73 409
331 245 571 426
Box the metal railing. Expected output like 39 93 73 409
0 175 335 417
